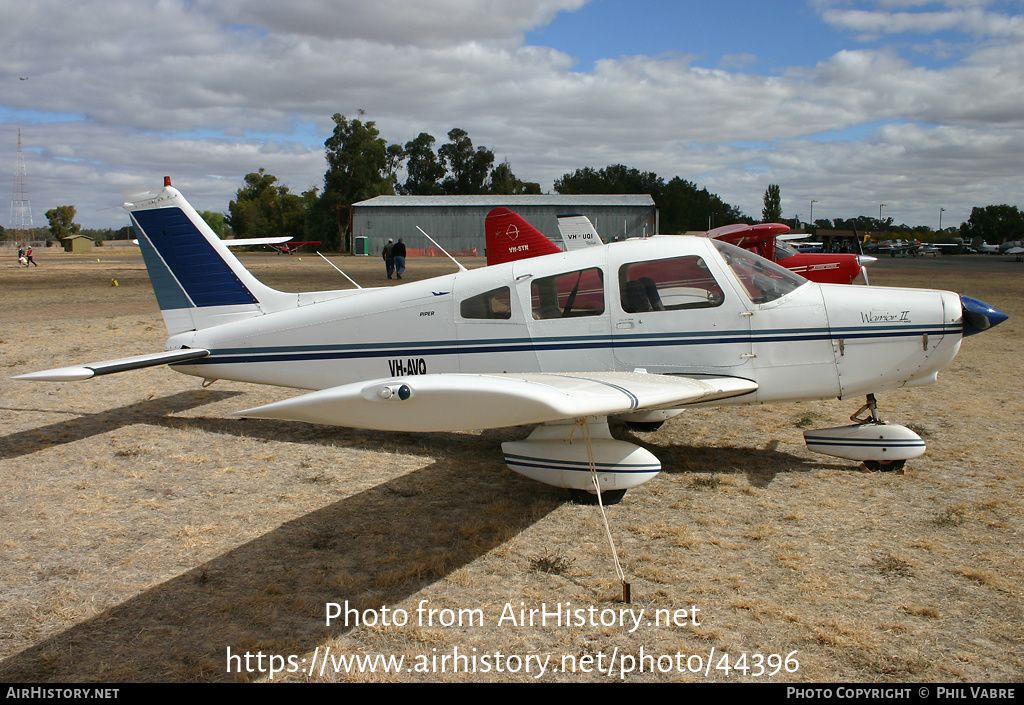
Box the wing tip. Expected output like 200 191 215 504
13 367 96 382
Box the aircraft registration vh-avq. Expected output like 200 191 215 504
16 179 1008 504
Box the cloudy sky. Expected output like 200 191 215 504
2 0 1023 230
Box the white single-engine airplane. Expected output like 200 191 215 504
16 180 1008 503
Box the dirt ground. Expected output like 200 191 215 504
0 249 1021 683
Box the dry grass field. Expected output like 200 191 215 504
1 249 1021 682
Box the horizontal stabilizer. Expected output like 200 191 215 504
235 372 757 432
13 349 210 381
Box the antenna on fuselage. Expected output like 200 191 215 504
316 252 363 289
415 226 468 272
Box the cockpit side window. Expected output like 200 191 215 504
531 268 605 319
461 286 512 320
618 256 725 313
713 240 806 304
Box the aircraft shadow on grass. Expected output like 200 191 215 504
2 391 853 682
624 433 853 488
0 390 243 461
0 444 563 682
166 412 850 490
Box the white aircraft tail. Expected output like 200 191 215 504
556 214 604 250
124 178 298 335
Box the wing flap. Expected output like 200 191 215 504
234 372 757 432
13 349 210 381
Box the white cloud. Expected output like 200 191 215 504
821 1 1024 39
2 0 1023 230
196 0 588 47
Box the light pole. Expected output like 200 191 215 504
810 199 818 229
939 207 946 232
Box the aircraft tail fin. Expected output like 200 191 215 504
556 214 604 249
124 178 295 335
485 207 563 266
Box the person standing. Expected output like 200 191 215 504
382 238 395 279
393 237 407 280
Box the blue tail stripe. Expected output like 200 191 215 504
134 218 193 311
132 207 258 307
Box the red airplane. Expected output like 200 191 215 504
485 208 874 285
705 223 874 285
270 241 321 255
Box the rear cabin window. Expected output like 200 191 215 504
531 268 605 319
461 286 512 320
618 256 725 312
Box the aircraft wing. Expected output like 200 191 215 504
235 372 758 432
705 223 791 250
224 237 292 247
130 236 292 247
13 349 210 381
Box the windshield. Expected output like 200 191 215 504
712 240 807 304
774 241 798 260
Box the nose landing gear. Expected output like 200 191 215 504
803 393 924 472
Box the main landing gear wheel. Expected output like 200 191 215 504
804 394 925 472
624 420 664 432
861 459 907 473
569 488 627 505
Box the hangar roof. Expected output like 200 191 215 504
354 194 655 208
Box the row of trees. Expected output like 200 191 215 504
554 165 746 234
228 158 750 251
226 113 542 251
227 142 1024 250
10 110 1019 249
764 184 1023 244
802 207 1023 244
2 206 132 243
959 204 1024 244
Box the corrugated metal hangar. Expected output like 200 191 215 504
352 194 657 255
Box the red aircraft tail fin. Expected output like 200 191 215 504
485 208 563 266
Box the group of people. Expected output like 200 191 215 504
381 237 407 280
16 245 37 267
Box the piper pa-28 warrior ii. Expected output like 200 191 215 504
16 180 1008 503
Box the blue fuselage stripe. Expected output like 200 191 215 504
806 438 926 448
504 453 660 473
182 325 958 367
